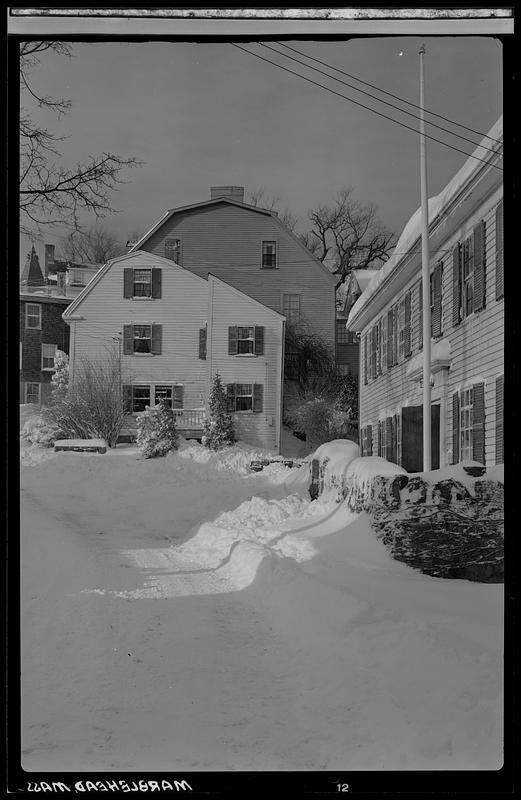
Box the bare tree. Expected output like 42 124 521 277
246 187 298 232
19 42 142 237
307 187 395 289
61 225 127 264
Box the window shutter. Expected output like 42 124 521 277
199 327 207 360
432 262 443 338
472 382 485 465
452 243 462 326
371 325 377 379
391 414 398 464
363 333 368 385
386 417 393 461
226 383 236 413
367 424 373 456
495 374 504 464
228 326 238 356
123 325 133 355
418 280 423 349
151 268 162 299
387 310 394 368
123 268 133 298
173 385 184 409
253 383 263 413
122 384 132 413
151 324 162 355
404 290 412 357
452 392 460 464
473 221 486 312
254 326 265 356
495 200 504 300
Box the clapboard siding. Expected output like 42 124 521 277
68 251 209 411
358 183 503 469
208 276 283 452
142 202 335 349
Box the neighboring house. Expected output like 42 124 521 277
129 186 337 379
20 293 71 405
62 250 285 452
335 269 378 377
20 243 100 299
347 117 503 472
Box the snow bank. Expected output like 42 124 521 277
175 439 298 482
20 404 40 431
309 439 361 502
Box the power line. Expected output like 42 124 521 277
275 41 503 146
260 42 500 156
232 44 503 172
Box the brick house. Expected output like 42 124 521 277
347 117 503 471
20 293 71 405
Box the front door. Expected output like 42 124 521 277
401 404 440 472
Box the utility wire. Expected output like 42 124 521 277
232 44 503 172
261 42 500 156
275 41 503 145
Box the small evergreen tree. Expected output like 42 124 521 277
136 400 179 458
50 349 69 402
202 372 235 450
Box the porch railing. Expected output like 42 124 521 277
173 409 206 429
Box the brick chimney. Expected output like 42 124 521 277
210 186 245 203
44 244 55 278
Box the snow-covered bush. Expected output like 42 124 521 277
50 349 69 402
44 347 126 447
202 372 235 450
136 400 179 458
21 413 63 448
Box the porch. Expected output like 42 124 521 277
117 408 206 444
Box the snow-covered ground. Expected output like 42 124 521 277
20 432 503 771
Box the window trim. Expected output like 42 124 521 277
282 292 301 324
41 343 57 372
132 324 153 354
261 239 278 270
25 303 42 330
164 237 182 265
25 381 41 405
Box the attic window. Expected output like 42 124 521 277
165 238 182 265
262 241 277 269
134 269 152 297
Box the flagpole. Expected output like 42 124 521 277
419 44 431 471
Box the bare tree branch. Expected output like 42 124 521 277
306 187 396 289
19 41 142 237
246 187 298 232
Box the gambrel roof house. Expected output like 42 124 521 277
128 186 337 371
63 250 285 452
347 117 503 472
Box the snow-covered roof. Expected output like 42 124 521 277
348 116 503 328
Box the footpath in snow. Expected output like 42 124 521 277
20 435 503 771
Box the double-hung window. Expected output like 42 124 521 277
133 325 152 353
133 269 152 298
25 382 41 404
262 241 277 269
165 239 182 265
336 321 350 344
41 343 57 371
282 293 300 324
132 385 150 413
238 327 254 354
235 383 253 411
25 303 41 329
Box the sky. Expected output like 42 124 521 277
19 35 503 269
